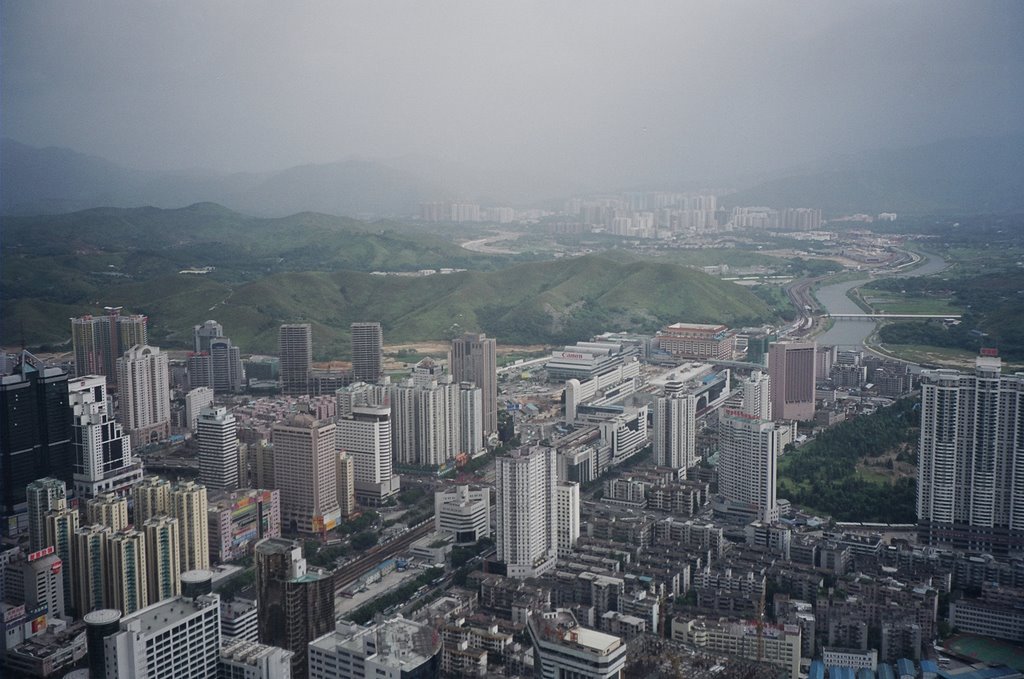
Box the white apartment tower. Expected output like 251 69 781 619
184 386 214 432
918 355 1024 555
117 344 172 447
718 411 780 524
69 374 142 499
198 406 240 492
458 382 485 458
272 414 341 532
496 445 558 578
556 481 581 557
653 384 697 470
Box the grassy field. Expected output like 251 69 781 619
872 342 987 369
860 293 962 315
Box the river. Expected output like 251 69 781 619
814 250 950 349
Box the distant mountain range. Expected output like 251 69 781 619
3 134 1022 217
721 134 1024 215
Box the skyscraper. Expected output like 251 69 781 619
171 481 210 572
336 453 356 517
117 344 172 448
0 353 73 527
143 514 180 604
209 337 246 393
132 475 172 525
917 356 1024 555
389 359 461 467
768 341 817 422
255 537 334 678
69 374 142 500
496 445 558 578
106 528 148 615
26 477 68 552
73 524 111 616
555 481 580 557
335 385 400 506
198 406 239 492
350 322 384 383
449 332 498 435
652 381 697 470
193 319 224 353
279 323 312 395
70 307 147 383
44 505 79 613
272 414 341 532
86 491 129 531
458 382 485 457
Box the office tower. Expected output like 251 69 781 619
144 515 180 604
198 406 239 492
449 332 498 435
194 319 224 353
69 374 142 501
336 453 356 517
220 638 295 678
308 616 442 679
458 382 484 457
73 524 111 616
556 481 581 557
527 609 627 679
103 593 221 678
171 481 210 572
117 344 172 447
133 475 172 525
86 491 129 531
434 485 490 544
718 409 780 524
26 477 67 552
44 505 79 612
652 387 697 470
184 386 215 432
336 404 400 506
210 337 246 393
70 307 147 383
768 341 817 421
350 322 384 383
255 537 334 678
279 323 312 395
496 445 558 578
272 414 341 533
106 528 148 614
207 489 281 563
0 353 73 525
917 356 1024 555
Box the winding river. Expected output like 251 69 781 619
814 251 950 349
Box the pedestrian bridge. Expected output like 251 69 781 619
826 313 962 320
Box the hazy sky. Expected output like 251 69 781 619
3 1 1022 187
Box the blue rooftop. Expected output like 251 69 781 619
878 663 896 679
809 661 825 679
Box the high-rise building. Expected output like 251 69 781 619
5 548 67 622
496 445 557 578
106 528 148 615
171 481 210 572
44 505 79 612
86 491 129 531
210 337 246 393
389 360 461 467
220 638 295 679
434 485 490 545
336 403 400 506
272 414 341 533
193 319 224 353
117 344 172 448
917 356 1024 555
198 406 239 492
143 514 181 604
652 385 697 470
350 322 383 383
449 332 498 435
255 538 334 678
308 616 441 679
717 410 780 524
132 475 172 525
740 370 772 420
0 353 73 527
279 324 312 396
70 307 147 383
336 453 356 518
26 477 67 552
556 481 581 557
184 386 215 432
527 609 627 679
73 524 111 616
207 488 281 563
103 593 221 678
69 374 142 500
458 382 485 458
768 341 817 422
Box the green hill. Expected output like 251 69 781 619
2 204 770 356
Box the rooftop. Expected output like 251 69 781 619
121 594 218 636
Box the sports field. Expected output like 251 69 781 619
945 634 1024 670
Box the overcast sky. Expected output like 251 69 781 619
2 1 1022 187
